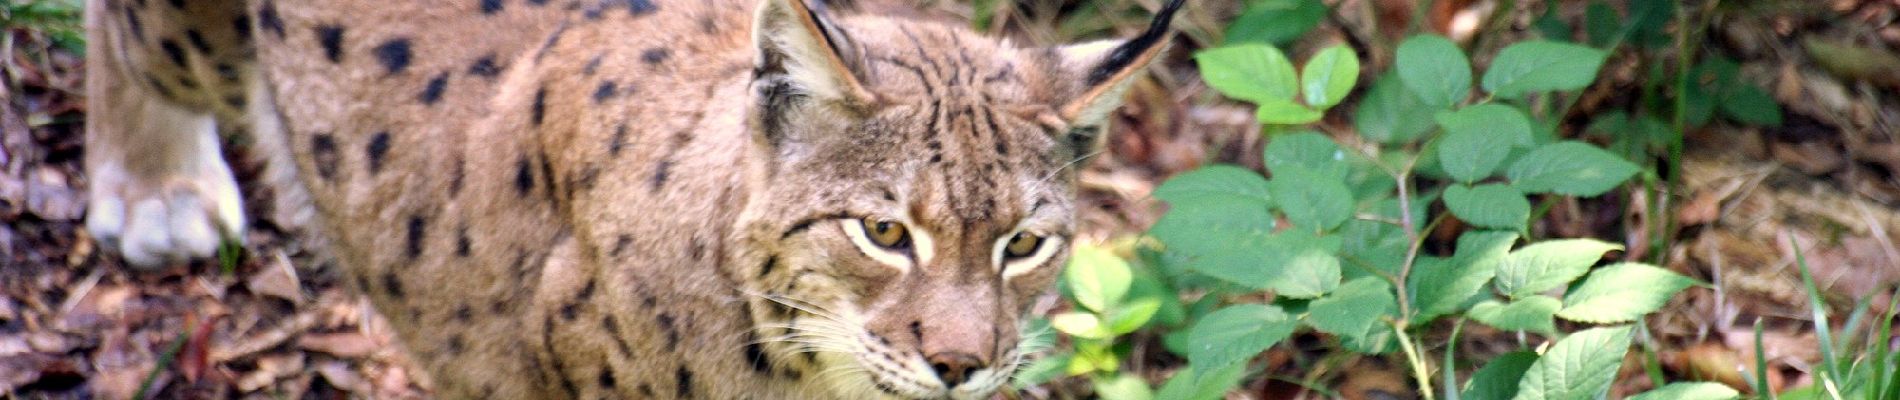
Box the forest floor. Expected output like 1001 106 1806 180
3 0 1898 399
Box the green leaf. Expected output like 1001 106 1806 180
1436 104 1532 183
1264 131 1347 181
1012 353 1073 387
1444 183 1531 229
1196 45 1299 104
1224 0 1326 47
1269 166 1354 232
1558 263 1700 323
1626 382 1742 400
1067 245 1133 312
1413 231 1519 322
1396 35 1472 108
1094 373 1156 400
1157 359 1245 400
1583 1 1619 47
1108 298 1164 334
1482 41 1608 98
1462 351 1539 400
1306 277 1396 342
1255 99 1325 125
1265 230 1343 298
1150 166 1274 257
1154 165 1272 205
1187 304 1297 376
1301 45 1360 108
1532 5 1571 42
1051 312 1112 339
1511 326 1633 400
1506 141 1641 196
1354 73 1441 144
1467 297 1561 333
1493 239 1622 299
1719 84 1783 126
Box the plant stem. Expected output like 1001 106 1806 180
1392 320 1437 400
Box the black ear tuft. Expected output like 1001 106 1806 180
1084 0 1186 86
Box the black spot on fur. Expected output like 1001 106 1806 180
374 39 414 74
592 81 616 103
641 47 669 65
674 366 693 398
469 54 503 77
626 0 657 15
449 155 466 195
656 313 679 350
609 123 629 156
480 0 502 14
257 1 285 38
454 305 473 321
159 39 187 67
535 23 569 60
420 72 449 104
528 0 547 5
909 320 924 342
603 315 633 357
577 279 596 301
649 160 671 190
741 334 773 375
231 15 250 39
405 215 426 259
122 7 145 41
582 54 604 75
174 77 198 90
514 156 534 195
166 0 183 9
316 26 344 63
598 368 616 389
531 88 547 126
542 316 580 398
311 134 339 180
447 334 465 354
609 234 633 258
638 384 654 397
758 256 777 277
185 30 212 53
215 63 239 83
559 302 579 320
455 228 471 257
366 132 391 174
223 95 245 109
383 272 405 298
689 236 706 261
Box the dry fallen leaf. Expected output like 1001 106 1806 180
245 252 304 305
296 332 379 358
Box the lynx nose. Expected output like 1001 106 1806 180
928 352 985 387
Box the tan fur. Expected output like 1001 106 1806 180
86 0 1178 398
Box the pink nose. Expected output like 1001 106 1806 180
927 351 985 387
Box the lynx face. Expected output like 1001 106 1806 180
735 0 1183 398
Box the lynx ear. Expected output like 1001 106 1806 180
753 0 874 105
1056 0 1185 126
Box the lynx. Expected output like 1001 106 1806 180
83 0 1183 397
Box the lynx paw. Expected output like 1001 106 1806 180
86 157 246 268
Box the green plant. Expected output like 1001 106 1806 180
1768 242 1900 400
2 0 85 55
1042 33 1741 399
1014 243 1181 400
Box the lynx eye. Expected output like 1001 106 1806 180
1003 232 1043 259
859 218 911 249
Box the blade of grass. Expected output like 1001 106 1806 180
1792 239 1844 384
1869 286 1898 400
1443 319 1464 400
1752 317 1775 400
1636 320 1667 388
133 318 193 400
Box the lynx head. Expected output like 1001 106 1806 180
734 0 1183 398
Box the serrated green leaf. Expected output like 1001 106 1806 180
1264 131 1348 181
1224 0 1326 47
1154 165 1272 205
1719 84 1783 126
1463 351 1539 400
1108 298 1164 334
1413 231 1519 322
1256 99 1324 125
1196 45 1299 104
1306 277 1396 341
1444 183 1531 229
1482 41 1608 98
1051 312 1111 339
1301 45 1360 108
1468 297 1561 333
1506 141 1641 196
1180 233 1276 290
1511 326 1633 400
1150 166 1274 257
1493 239 1622 299
1437 104 1532 182
1067 245 1132 312
1187 304 1297 376
1354 73 1441 144
1396 35 1472 108
1626 382 1741 400
1265 230 1343 298
1558 263 1700 323
1269 166 1354 231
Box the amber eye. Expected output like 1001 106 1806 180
860 218 911 249
1003 232 1043 259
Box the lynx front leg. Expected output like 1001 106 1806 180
83 0 247 267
